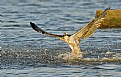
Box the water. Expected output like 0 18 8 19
1 0 121 77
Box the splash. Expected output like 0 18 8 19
58 52 83 60
58 51 121 63
1 47 121 69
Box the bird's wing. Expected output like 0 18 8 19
30 22 65 41
71 7 111 40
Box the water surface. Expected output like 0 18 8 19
1 0 121 77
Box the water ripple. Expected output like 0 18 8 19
1 0 121 76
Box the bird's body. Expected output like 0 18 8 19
30 7 110 59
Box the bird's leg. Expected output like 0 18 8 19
69 41 83 58
58 40 82 60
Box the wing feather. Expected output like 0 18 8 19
71 7 111 40
30 22 64 40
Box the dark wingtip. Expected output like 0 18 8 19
30 22 35 27
30 22 46 34
29 22 65 38
30 22 32 24
105 6 111 11
30 22 38 31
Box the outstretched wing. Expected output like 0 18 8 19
30 22 65 40
71 7 111 40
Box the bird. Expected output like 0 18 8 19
30 7 111 59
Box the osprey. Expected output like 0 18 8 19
30 7 110 58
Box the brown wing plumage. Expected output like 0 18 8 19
71 7 111 40
30 22 65 40
30 7 110 42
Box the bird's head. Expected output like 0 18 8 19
64 33 68 36
63 33 69 42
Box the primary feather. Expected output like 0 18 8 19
71 7 110 40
